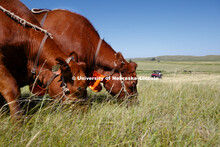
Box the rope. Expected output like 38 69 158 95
31 8 50 14
0 5 53 38
40 11 49 26
119 72 129 96
31 34 49 74
94 39 103 64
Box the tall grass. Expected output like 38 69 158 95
0 66 220 146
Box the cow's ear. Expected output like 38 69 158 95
114 52 125 69
129 62 137 71
68 51 78 62
116 52 124 61
56 57 69 72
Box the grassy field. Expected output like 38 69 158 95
0 61 220 146
132 55 220 62
137 61 220 74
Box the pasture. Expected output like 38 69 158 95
0 61 220 146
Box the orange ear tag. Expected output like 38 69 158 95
89 71 107 92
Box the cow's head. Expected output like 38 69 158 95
104 61 138 99
48 52 87 101
94 52 138 100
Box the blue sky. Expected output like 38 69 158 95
21 0 220 58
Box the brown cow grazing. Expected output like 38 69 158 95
0 0 87 119
32 9 138 99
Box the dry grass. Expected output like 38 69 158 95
0 61 219 146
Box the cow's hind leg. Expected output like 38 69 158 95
0 65 21 120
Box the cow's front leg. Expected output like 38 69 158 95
0 65 21 120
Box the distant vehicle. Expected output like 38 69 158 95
151 70 163 78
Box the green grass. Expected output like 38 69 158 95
137 61 220 75
0 61 220 146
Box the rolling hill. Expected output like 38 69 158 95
130 55 220 62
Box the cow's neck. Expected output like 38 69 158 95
94 39 117 70
27 30 68 85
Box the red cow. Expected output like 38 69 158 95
0 0 87 119
32 9 138 99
